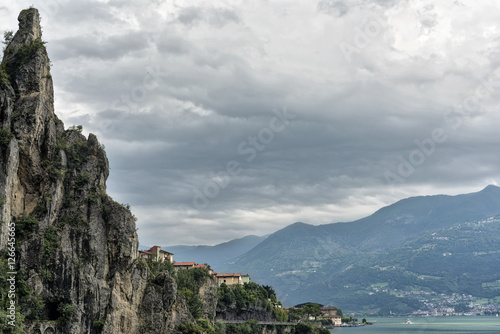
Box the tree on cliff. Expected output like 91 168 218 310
303 303 322 320
0 8 219 333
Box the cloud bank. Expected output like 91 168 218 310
1 0 500 245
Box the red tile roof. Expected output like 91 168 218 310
216 273 241 277
174 262 196 266
143 246 173 255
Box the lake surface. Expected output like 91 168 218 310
330 316 500 333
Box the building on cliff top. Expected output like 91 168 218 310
173 262 196 270
138 245 174 262
320 307 342 326
241 274 251 284
172 262 215 275
216 273 242 286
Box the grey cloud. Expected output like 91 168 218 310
207 8 240 27
50 31 151 60
177 7 203 25
317 0 349 17
49 1 119 23
156 34 192 55
417 4 438 35
11 0 497 245
177 7 240 27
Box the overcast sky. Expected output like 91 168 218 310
1 0 500 246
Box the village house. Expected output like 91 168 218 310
172 262 215 275
216 273 242 286
138 246 173 263
320 306 342 326
241 274 251 284
173 262 196 271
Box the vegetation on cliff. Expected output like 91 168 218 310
0 7 190 333
0 7 331 334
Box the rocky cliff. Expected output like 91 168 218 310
216 303 277 322
0 8 216 333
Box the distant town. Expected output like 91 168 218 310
141 245 500 318
368 285 500 316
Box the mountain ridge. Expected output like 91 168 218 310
165 234 268 268
216 185 500 312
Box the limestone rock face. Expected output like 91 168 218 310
0 8 216 334
199 276 218 319
139 273 194 333
216 303 277 322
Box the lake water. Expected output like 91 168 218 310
330 316 500 333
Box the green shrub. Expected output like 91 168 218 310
179 287 203 319
176 267 211 293
69 125 83 133
144 257 174 277
24 290 44 320
2 30 13 50
56 135 67 150
39 269 52 282
48 163 64 180
33 196 51 216
217 281 278 313
196 318 215 334
292 323 330 334
0 128 14 150
42 226 61 265
66 141 88 169
226 319 260 334
214 320 226 334
294 323 314 334
3 38 46 79
274 306 288 322
74 173 90 190
57 303 76 325
93 316 106 329
175 267 212 319
177 319 218 334
178 322 205 334
0 310 24 333
13 213 38 241
217 283 236 308
0 65 9 85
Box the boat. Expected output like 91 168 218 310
405 319 413 324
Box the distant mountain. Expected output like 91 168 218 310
221 185 500 313
165 234 268 270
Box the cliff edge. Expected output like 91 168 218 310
0 8 208 333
